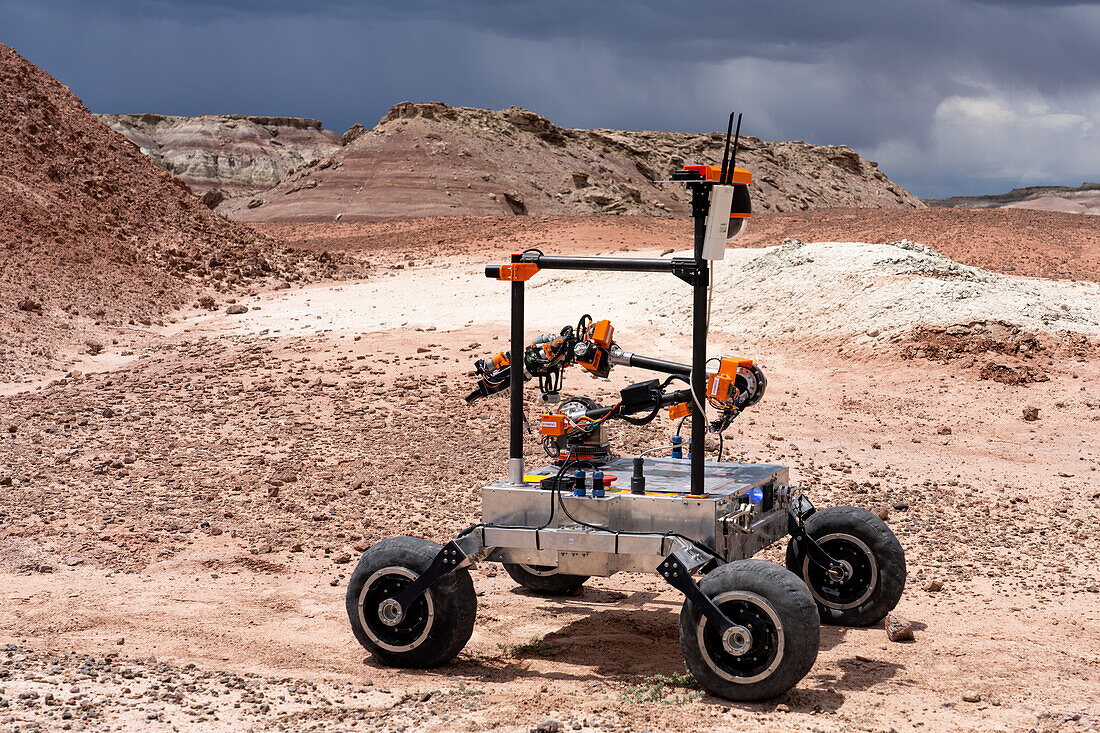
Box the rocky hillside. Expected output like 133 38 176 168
95 113 343 197
221 102 924 221
927 183 1100 216
0 45 335 379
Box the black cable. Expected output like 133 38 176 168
534 445 577 548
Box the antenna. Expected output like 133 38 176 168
719 112 735 186
727 113 743 184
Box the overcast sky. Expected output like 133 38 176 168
3 0 1098 198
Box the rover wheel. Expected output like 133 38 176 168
679 560 819 701
785 506 906 626
345 536 476 667
503 562 588 595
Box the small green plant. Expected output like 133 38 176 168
619 670 702 705
451 680 483 696
496 636 564 658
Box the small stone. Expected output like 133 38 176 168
65 556 84 566
937 426 952 435
923 579 944 592
209 526 223 536
1022 406 1040 421
116 637 125 645
873 505 890 521
38 564 56 574
254 543 272 555
892 501 909 511
962 690 981 703
775 703 790 712
886 612 915 642
102 407 114 418
334 554 352 564
534 720 563 733
226 304 249 315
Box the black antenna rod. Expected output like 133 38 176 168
719 111 735 185
727 113 743 184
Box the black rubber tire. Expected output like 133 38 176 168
345 536 476 668
785 506 906 627
678 559 819 701
502 562 588 595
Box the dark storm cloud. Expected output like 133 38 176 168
2 0 1098 196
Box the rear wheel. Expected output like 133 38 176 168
785 506 906 626
503 562 588 595
346 536 476 667
679 560 819 701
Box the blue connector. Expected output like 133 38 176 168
573 469 586 496
592 470 605 498
671 435 683 459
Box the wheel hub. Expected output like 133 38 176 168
721 624 753 656
825 559 853 584
377 598 404 626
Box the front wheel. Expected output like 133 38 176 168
346 536 476 667
503 562 588 595
679 560 820 701
786 506 906 626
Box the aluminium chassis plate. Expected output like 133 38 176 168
464 457 795 577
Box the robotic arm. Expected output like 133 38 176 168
465 316 767 459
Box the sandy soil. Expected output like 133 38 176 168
2 222 1099 732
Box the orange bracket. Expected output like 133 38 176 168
492 262 540 281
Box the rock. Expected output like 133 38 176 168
923 579 944 592
254 542 272 555
225 304 248 315
534 720 563 733
247 198 264 209
886 612 915 642
342 123 366 145
937 426 952 435
64 556 84 566
0 476 12 486
199 188 227 209
1022 406 1040 421
892 501 909 511
503 191 527 215
267 485 280 498
873 505 890 521
962 690 981 703
116 637 125 645
334 554 352 564
38 564 57 574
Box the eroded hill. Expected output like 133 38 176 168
95 113 343 197
208 102 925 221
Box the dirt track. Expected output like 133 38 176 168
2 220 1100 732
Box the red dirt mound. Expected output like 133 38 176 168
0 45 335 378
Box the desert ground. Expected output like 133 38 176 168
2 214 1099 733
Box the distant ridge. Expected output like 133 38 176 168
927 183 1100 215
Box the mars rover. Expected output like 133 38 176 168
345 115 906 700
